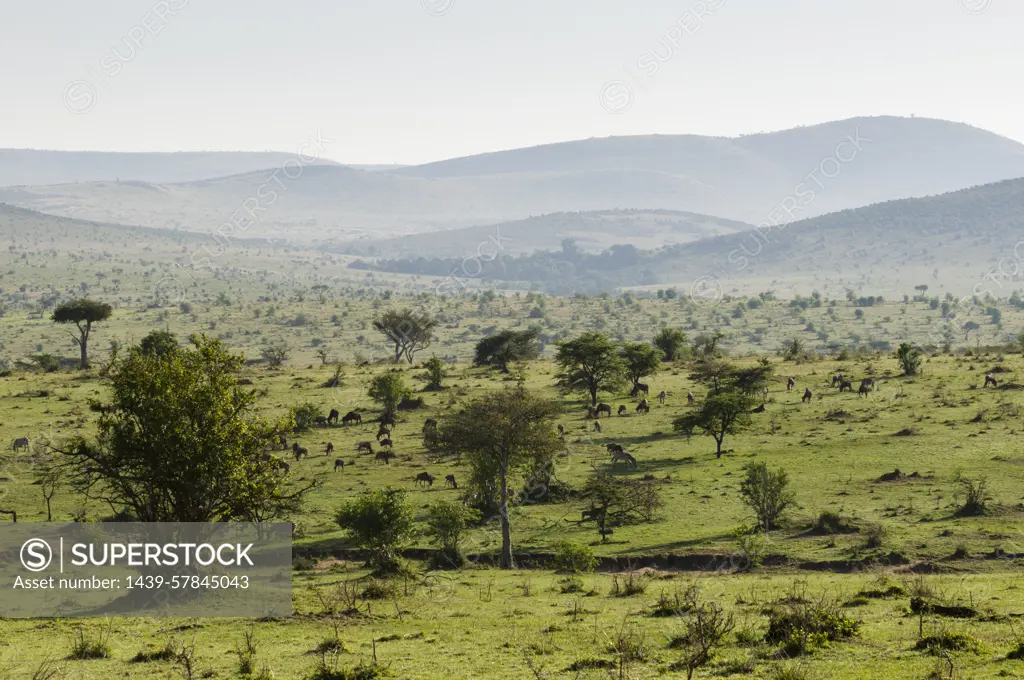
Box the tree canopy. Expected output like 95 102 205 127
652 327 688 362
554 332 627 405
51 298 113 369
372 309 438 363
473 327 541 372
673 390 755 458
619 341 663 389
58 334 316 523
368 372 412 416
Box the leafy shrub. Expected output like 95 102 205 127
764 596 860 656
915 632 984 655
552 541 597 574
610 572 650 597
68 626 111 660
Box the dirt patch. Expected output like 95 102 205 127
892 428 919 437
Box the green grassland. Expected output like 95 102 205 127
1 217 1024 677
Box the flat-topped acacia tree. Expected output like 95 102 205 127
51 298 113 369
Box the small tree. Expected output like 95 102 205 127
739 462 795 532
430 387 561 568
312 284 329 303
335 487 414 574
554 332 627 405
37 462 62 522
291 402 321 431
51 299 113 369
261 342 289 368
372 309 438 363
368 373 411 416
653 328 688 362
896 342 922 376
138 329 178 357
421 356 448 391
314 347 332 367
619 342 663 392
473 328 541 372
673 390 754 458
963 321 981 341
425 500 480 566
691 332 724 359
673 600 735 680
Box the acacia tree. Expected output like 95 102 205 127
673 390 755 458
57 334 318 522
619 342 663 392
51 299 113 369
431 387 561 568
372 309 438 363
652 328 688 362
554 332 627 405
473 327 541 373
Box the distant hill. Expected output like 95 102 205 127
4 117 1024 239
0 149 340 187
336 209 756 258
354 178 1024 298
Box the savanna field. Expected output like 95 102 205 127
1 237 1024 680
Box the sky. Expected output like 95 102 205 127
1 0 1021 165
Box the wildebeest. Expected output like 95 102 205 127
618 405 627 416
802 388 812 403
687 392 695 405
379 438 393 450
838 379 853 392
636 399 649 415
606 443 624 455
985 374 998 388
11 437 29 452
375 450 392 464
596 403 612 417
630 382 649 397
787 377 795 391
376 425 392 441
334 458 345 471
325 442 334 456
445 474 457 489
586 405 598 419
860 378 876 392
357 441 374 454
423 418 438 433
327 409 340 425
593 420 602 433
278 433 288 450
750 403 766 413
415 472 435 487
610 450 637 468
292 443 308 461
379 414 396 429
279 461 290 473
831 374 844 388
557 424 565 435
342 411 362 426
657 390 666 405
858 384 870 398
314 415 328 427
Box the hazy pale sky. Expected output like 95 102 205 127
2 0 1020 165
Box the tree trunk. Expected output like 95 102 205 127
79 336 88 369
715 437 723 458
590 385 598 406
498 466 513 569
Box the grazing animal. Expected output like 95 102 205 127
586 405 597 419
636 399 649 415
557 424 565 435
279 461 290 474
606 443 625 456
334 458 345 471
985 374 998 388
593 420 602 433
596 403 612 417
751 403 766 413
858 383 870 398
376 426 392 441
375 450 392 464
423 418 438 433
379 414 396 429
415 472 435 487
610 451 637 468
11 437 29 452
838 379 853 392
278 434 288 450
445 474 457 489
859 378 876 392
342 411 362 426
327 409 340 425
657 390 666 405
630 382 649 397
618 405 627 416
787 377 795 391
802 388 812 403
356 441 374 454
325 442 334 455
314 415 328 427
379 438 393 450
292 445 308 461
687 392 695 405
831 374 844 388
